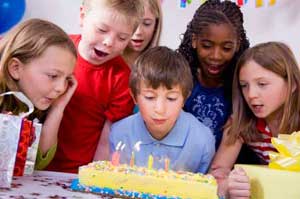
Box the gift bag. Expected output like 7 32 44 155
0 91 40 187
24 120 42 175
13 118 33 176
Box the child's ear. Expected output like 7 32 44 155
191 33 197 49
7 58 23 80
235 37 241 53
79 5 86 27
129 89 137 104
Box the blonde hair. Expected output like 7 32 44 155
145 0 162 48
124 0 162 54
0 18 77 116
82 0 144 32
227 42 300 144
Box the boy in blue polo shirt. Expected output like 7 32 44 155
109 46 215 173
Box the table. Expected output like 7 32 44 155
0 171 114 199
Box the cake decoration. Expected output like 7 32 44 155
71 161 218 199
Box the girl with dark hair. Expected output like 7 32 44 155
178 0 250 149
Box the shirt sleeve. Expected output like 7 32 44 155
198 135 216 174
109 125 117 155
35 144 57 170
104 68 134 122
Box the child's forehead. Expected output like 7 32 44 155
140 81 183 92
196 23 238 43
88 6 135 34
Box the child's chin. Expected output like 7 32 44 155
35 103 50 111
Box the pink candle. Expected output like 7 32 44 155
164 157 170 172
111 151 120 166
130 151 135 167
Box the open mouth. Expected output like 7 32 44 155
251 104 263 113
207 65 223 75
131 39 144 47
94 49 109 57
132 39 143 44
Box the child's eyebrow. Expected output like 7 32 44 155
48 68 64 74
119 32 131 38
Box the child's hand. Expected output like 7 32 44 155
210 167 231 198
211 167 231 180
228 167 251 199
51 75 77 110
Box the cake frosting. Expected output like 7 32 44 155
71 161 218 199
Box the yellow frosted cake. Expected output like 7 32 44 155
71 161 218 199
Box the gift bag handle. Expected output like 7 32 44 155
0 91 34 118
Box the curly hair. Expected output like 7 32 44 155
177 0 250 101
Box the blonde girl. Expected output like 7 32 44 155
0 18 77 169
123 0 162 68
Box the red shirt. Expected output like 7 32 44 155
248 119 277 164
46 35 134 173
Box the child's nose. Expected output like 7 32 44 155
211 47 222 61
54 79 67 94
154 99 165 114
103 36 114 47
247 85 258 99
134 25 143 35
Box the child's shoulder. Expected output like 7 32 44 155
111 113 138 135
112 113 136 127
110 113 138 141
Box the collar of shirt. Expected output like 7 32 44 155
256 118 272 137
134 111 188 147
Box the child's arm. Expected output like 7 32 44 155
38 75 77 159
209 127 243 197
93 119 112 161
209 130 243 177
227 167 251 199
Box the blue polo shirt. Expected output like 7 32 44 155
109 111 215 173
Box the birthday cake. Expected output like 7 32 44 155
71 161 218 199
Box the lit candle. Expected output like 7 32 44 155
164 157 170 172
111 141 124 166
111 151 120 166
130 151 135 167
148 154 153 169
130 141 141 167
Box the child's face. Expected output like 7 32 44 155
135 81 185 140
239 60 288 122
10 46 76 110
79 2 135 65
192 23 239 81
128 1 156 52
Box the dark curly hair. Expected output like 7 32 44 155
177 0 250 101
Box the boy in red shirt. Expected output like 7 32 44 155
47 0 144 173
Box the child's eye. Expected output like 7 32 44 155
223 47 233 52
239 83 247 89
167 97 177 101
202 44 211 49
144 96 154 100
258 82 267 87
143 23 152 27
98 28 107 33
47 74 58 79
118 37 127 41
